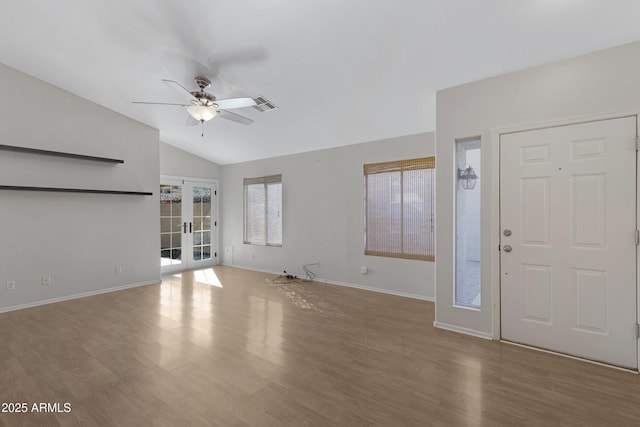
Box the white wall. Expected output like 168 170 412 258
221 133 435 300
435 40 640 337
159 142 221 180
0 63 160 312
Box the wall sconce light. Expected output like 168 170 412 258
458 165 478 190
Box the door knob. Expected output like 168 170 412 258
503 245 512 253
503 229 512 236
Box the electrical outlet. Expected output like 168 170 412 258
41 276 51 286
6 281 15 291
115 266 122 274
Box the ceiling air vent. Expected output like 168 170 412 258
253 96 277 112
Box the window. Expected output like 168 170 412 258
244 174 282 246
364 157 435 261
455 138 481 308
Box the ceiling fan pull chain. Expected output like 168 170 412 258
201 120 204 137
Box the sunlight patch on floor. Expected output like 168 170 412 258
265 278 343 316
194 268 223 288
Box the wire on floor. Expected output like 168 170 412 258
269 264 318 284
271 273 311 284
303 263 317 280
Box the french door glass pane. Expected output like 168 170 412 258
160 218 171 233
172 198 181 215
193 186 212 261
161 234 170 249
171 232 181 248
160 184 183 267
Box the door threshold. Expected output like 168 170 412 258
500 339 638 374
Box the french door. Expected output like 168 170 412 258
500 117 637 369
160 177 218 273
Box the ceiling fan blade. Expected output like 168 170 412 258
161 79 197 100
218 110 254 125
214 97 257 110
186 114 200 126
132 101 190 107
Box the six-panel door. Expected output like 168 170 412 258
500 117 637 369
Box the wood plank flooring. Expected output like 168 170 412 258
1 265 640 426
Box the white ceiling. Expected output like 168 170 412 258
2 1 640 165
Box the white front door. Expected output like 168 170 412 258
500 116 638 369
160 178 218 273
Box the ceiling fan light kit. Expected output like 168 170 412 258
187 105 217 122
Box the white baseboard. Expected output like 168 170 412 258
314 277 434 302
433 321 494 340
0 279 161 314
220 263 434 302
220 263 283 277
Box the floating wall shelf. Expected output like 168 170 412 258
0 144 124 163
0 145 152 195
0 185 153 196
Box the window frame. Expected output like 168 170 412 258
363 157 435 261
243 174 283 247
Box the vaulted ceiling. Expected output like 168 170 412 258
2 1 640 164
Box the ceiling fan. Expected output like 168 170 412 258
134 76 274 135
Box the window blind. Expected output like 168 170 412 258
364 157 435 261
244 174 282 246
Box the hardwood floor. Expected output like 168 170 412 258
1 266 640 426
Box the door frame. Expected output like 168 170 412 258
490 111 640 368
160 175 220 274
